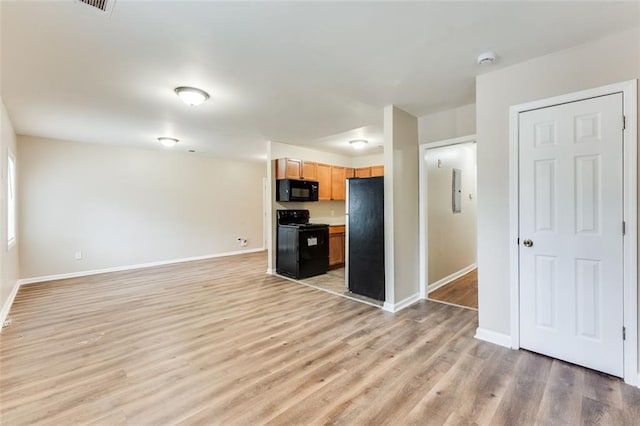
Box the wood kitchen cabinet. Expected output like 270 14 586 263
370 165 384 177
346 168 355 179
316 163 332 201
276 158 301 179
355 167 372 178
329 225 346 267
354 165 384 178
331 166 346 200
275 158 318 180
301 161 317 180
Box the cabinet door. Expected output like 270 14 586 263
345 168 355 179
316 163 332 201
285 158 302 179
355 167 372 178
331 166 346 200
275 158 287 179
301 161 317 180
329 233 343 266
370 165 384 177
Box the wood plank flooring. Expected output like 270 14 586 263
1 252 638 425
429 269 478 309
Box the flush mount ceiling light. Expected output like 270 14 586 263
477 51 497 65
349 139 368 150
158 137 179 148
174 86 210 106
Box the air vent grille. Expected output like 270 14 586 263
79 0 108 12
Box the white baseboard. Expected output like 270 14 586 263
474 327 512 348
0 280 20 332
428 263 477 293
18 248 266 286
382 293 421 313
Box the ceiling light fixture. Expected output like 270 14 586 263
349 139 368 150
477 51 497 65
174 86 210 106
158 137 179 148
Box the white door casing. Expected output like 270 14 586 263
519 93 624 377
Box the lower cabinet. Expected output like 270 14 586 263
329 225 346 267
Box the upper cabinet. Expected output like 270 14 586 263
355 165 384 178
275 157 383 202
301 161 317 180
331 166 346 201
355 167 371 178
276 158 318 180
370 165 384 177
316 163 332 201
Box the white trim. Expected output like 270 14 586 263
18 248 266 286
0 280 20 332
382 292 421 313
508 79 638 386
474 327 512 348
427 263 477 293
419 134 477 300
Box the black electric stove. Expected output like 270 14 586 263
276 210 329 279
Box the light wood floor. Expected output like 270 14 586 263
429 269 478 309
1 252 639 425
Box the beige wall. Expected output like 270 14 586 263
384 105 420 307
426 142 477 284
0 99 19 318
419 103 476 143
18 136 266 279
476 27 640 348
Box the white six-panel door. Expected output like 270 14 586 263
519 93 624 377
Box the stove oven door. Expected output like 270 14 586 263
297 228 329 279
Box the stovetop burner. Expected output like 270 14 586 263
276 209 328 228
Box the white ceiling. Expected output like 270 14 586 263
2 1 638 161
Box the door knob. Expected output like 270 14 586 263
523 239 533 247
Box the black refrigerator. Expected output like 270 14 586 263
347 177 385 301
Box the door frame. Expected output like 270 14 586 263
508 80 638 386
418 134 477 300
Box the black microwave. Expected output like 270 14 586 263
276 179 319 202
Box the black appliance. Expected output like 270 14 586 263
276 179 319 202
347 177 385 301
276 209 329 279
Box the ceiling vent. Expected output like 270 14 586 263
77 0 116 15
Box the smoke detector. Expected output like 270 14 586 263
477 51 497 65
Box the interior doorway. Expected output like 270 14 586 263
419 135 478 310
509 80 638 384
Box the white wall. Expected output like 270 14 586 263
384 105 420 308
419 103 476 144
476 27 640 352
426 142 477 284
18 136 266 279
0 99 20 322
352 152 384 168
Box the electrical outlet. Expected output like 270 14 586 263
75 251 82 260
